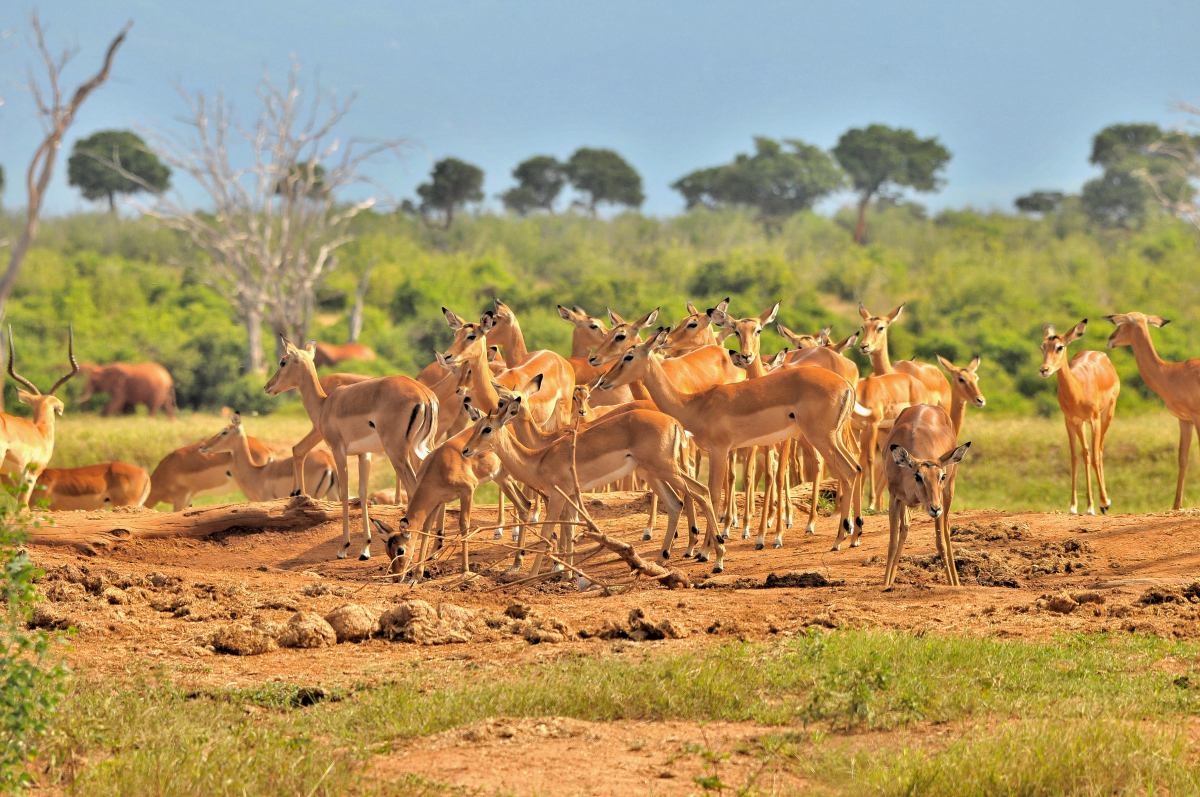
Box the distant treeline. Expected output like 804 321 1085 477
2 201 1198 419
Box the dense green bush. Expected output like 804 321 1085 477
4 203 1200 418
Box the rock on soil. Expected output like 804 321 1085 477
379 600 484 645
276 612 337 648
210 622 278 655
324 603 378 643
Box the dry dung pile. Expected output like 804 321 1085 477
904 538 1097 586
951 521 1031 542
1137 582 1200 605
578 607 687 641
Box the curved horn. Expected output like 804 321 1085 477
7 326 40 395
49 325 80 396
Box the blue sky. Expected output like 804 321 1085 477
3 0 1200 216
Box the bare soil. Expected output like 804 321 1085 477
24 492 1200 794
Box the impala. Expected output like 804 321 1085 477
1040 320 1119 515
462 393 719 569
288 372 373 496
146 436 279 511
1105 312 1197 509
265 339 439 560
598 329 860 570
200 413 340 501
857 303 952 409
777 324 832 350
1 328 79 506
662 299 726 357
34 462 150 511
556 305 610 358
588 308 745 390
878 404 970 588
936 355 987 437
853 372 929 525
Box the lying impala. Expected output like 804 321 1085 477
598 329 861 571
876 404 971 588
200 413 340 501
1104 313 1195 509
147 436 279 511
462 390 719 569
858 303 952 409
1 328 79 506
34 462 150 510
266 339 439 560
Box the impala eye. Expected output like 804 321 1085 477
959 377 966 383
468 334 476 341
616 333 626 341
280 359 286 367
688 322 697 329
590 324 599 330
1056 345 1063 352
483 426 492 434
623 354 634 362
940 474 946 482
754 329 761 335
913 473 923 483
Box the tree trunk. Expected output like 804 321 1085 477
444 206 454 230
853 192 872 245
23 496 342 556
347 260 375 343
108 191 116 214
244 306 266 373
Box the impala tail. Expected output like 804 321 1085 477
408 399 438 460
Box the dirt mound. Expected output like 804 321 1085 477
951 520 1031 542
1034 590 1106 614
276 612 337 648
324 604 378 642
579 607 686 641
210 622 278 655
1137 582 1200 605
379 600 492 645
762 571 832 588
904 538 1097 586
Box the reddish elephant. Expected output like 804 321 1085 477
311 342 376 368
79 362 177 419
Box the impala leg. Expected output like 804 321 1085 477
1076 422 1095 515
823 422 862 552
1089 418 1106 515
334 452 352 559
644 476 683 564
357 454 373 560
643 491 658 541
458 491 473 574
681 471 718 558
806 447 823 536
720 450 736 537
742 446 758 538
434 504 446 551
755 450 774 549
773 440 791 548
1176 419 1194 511
290 426 323 496
1065 418 1080 514
943 481 960 586
702 446 731 571
883 497 903 587
1097 402 1116 512
495 485 506 540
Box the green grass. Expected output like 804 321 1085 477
31 631 1200 795
42 407 1200 514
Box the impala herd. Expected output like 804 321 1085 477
8 303 1200 587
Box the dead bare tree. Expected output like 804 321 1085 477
129 64 404 372
1139 101 1200 228
0 14 130 329
346 257 376 343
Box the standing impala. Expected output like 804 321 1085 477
1041 320 1119 515
2 328 79 507
265 339 438 560
857 303 952 409
555 305 633 407
877 404 971 588
200 413 340 501
1104 312 1195 507
662 300 725 357
598 329 861 570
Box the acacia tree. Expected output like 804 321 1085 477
123 65 403 372
500 155 566 215
832 124 951 244
672 137 843 224
565 148 643 216
0 14 129 331
416 158 483 228
67 129 170 212
1081 123 1196 229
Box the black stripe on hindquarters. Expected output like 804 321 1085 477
405 405 420 438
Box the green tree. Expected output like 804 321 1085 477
672 136 843 223
565 147 643 216
500 155 566 215
274 161 327 198
66 129 171 213
1080 123 1196 230
832 124 951 244
416 157 484 229
1015 191 1064 215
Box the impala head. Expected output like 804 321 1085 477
663 298 727 356
461 401 520 458
890 442 971 519
480 299 518 343
1040 320 1087 377
937 354 986 408
571 381 595 418
1103 312 1170 348
556 305 609 351
858 302 903 356
588 307 659 367
441 307 491 364
596 327 669 390
712 301 780 370
373 518 412 579
265 337 317 395
777 323 832 350
491 373 542 420
8 325 79 419
198 412 246 455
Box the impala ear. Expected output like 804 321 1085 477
634 308 660 330
708 297 730 321
479 310 497 333
524 373 544 396
941 441 972 466
686 300 700 315
442 307 466 329
15 390 34 406
648 327 670 350
231 412 242 426
465 403 483 421
304 340 317 357
494 298 511 315
1063 319 1087 343
886 304 904 323
858 302 871 321
775 323 797 345
936 354 955 373
890 444 916 470
487 346 500 362
767 349 789 369
556 305 576 323
607 308 625 326
434 351 450 368
819 326 832 341
831 333 858 354
1102 314 1123 325
1043 323 1056 339
1148 315 1170 328
758 301 781 326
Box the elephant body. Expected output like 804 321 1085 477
80 362 176 419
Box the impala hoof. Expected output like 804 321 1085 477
754 543 764 551
642 530 652 541
512 530 519 541
290 489 302 497
551 563 565 573
493 529 503 540
711 563 724 574
1100 505 1109 515
830 543 842 552
786 520 794 529
696 552 710 563
805 526 816 536
1069 507 1079 515
774 541 783 549
850 538 861 548
359 552 370 561
337 547 349 560
1086 508 1096 516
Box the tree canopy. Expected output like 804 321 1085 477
500 155 567 215
66 129 170 212
416 157 484 229
565 148 643 215
672 137 843 223
832 124 951 243
1080 123 1197 229
1015 191 1064 215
